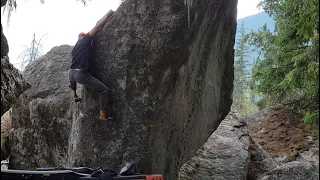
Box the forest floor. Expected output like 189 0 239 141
248 107 319 163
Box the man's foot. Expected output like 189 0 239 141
99 109 107 120
99 109 114 121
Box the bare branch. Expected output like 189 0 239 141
4 0 89 26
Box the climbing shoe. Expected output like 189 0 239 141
99 109 114 121
99 109 107 120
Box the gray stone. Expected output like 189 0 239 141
298 146 319 166
177 112 250 180
1 0 8 57
76 0 236 179
247 137 279 180
10 0 237 179
1 108 12 160
243 107 278 124
1 55 30 116
259 161 319 180
10 45 74 169
1 0 7 7
1 23 9 58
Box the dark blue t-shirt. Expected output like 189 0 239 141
70 34 93 70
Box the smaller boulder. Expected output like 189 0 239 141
1 55 31 116
259 161 319 180
247 137 279 180
178 111 250 180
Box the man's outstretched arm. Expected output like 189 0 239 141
89 10 114 37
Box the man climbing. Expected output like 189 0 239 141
68 10 114 120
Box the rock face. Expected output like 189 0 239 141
247 107 319 163
259 161 319 180
245 107 319 179
247 137 279 180
243 107 278 124
10 0 237 179
1 56 31 116
78 0 236 178
1 0 30 116
1 23 9 58
1 0 7 7
10 45 75 169
177 110 250 180
1 108 12 160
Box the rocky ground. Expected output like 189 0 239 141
246 107 319 180
178 109 250 180
247 107 319 164
178 107 319 180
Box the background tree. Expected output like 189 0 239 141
233 22 258 116
2 0 88 25
15 33 46 71
248 0 319 130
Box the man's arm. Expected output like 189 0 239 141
70 82 81 102
88 10 114 37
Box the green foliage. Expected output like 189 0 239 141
249 0 319 128
233 22 259 116
304 111 319 131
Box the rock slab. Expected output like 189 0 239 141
177 111 250 180
259 161 319 180
1 55 30 116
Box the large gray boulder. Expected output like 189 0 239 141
10 0 237 179
10 45 74 169
177 111 250 180
76 0 236 178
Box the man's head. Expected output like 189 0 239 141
78 32 86 40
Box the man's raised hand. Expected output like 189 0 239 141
89 10 114 37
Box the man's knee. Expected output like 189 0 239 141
100 86 110 95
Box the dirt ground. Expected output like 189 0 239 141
248 107 319 163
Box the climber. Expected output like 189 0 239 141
68 10 115 120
